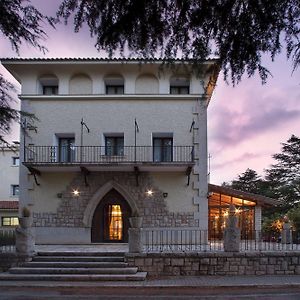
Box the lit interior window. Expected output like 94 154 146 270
109 205 123 240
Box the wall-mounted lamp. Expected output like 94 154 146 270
163 193 168 198
57 193 62 198
146 189 153 196
72 189 80 197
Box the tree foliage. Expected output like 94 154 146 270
0 0 54 143
265 135 300 210
57 0 300 84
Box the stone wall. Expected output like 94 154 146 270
32 172 198 228
125 252 300 277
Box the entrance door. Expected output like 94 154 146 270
91 189 132 243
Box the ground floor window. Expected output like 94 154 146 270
1 217 19 226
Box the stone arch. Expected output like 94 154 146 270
83 180 138 227
135 73 159 94
69 73 92 94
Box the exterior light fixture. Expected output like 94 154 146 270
146 190 153 196
72 189 80 197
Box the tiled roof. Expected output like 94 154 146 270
0 57 219 63
0 201 19 210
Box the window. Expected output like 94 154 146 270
11 185 19 196
1 217 19 226
106 85 124 95
59 138 75 162
104 75 124 95
12 157 20 166
105 136 124 156
43 85 58 95
153 138 173 162
170 76 190 94
39 75 59 95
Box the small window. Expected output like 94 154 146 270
104 75 124 95
170 76 190 94
12 157 20 166
43 86 58 95
11 185 19 196
39 75 59 95
1 217 19 226
105 136 124 156
106 85 124 95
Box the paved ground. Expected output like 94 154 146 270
1 279 300 299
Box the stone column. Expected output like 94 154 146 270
224 204 241 252
128 228 143 253
15 217 35 255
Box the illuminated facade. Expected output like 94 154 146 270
1 58 276 245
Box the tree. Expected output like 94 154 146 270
0 0 54 144
265 135 300 210
230 168 263 194
57 0 300 84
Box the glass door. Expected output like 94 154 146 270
153 138 173 162
59 138 75 162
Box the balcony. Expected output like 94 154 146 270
24 145 195 173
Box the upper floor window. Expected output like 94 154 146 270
1 217 19 226
104 75 124 94
105 135 124 156
58 137 75 163
11 185 19 196
170 76 190 94
12 157 19 166
39 75 59 95
153 134 173 162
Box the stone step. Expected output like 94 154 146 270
33 256 124 262
0 272 147 281
22 261 129 268
9 267 138 275
37 251 126 257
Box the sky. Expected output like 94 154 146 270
0 1 299 185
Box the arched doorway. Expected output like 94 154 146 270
91 189 132 243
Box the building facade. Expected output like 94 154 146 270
1 58 271 245
0 145 19 227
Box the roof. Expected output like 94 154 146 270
208 183 279 207
0 57 219 63
0 201 19 210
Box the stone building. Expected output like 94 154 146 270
1 58 275 245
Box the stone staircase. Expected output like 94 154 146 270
0 251 147 281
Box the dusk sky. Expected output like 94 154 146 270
0 1 299 185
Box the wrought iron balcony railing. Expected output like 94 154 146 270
24 145 194 164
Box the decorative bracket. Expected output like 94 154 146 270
186 166 192 186
134 166 140 186
26 166 41 186
80 166 90 187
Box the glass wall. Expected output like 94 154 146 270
208 192 256 239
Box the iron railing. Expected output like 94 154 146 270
142 228 300 253
24 145 194 164
0 228 16 253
